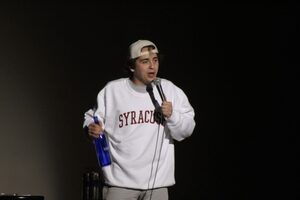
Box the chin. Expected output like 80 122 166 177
142 76 156 85
149 78 157 83
149 76 157 80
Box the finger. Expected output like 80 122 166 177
88 131 100 138
89 124 103 132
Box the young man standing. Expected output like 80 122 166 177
83 39 196 200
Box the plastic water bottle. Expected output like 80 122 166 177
93 116 111 167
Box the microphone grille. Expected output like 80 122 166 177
153 78 161 86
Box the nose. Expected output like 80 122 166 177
149 60 156 68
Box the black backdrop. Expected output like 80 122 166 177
0 2 298 200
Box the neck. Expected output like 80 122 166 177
130 77 146 86
128 78 147 93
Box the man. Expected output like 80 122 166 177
83 39 196 200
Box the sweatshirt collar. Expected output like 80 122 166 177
127 78 147 93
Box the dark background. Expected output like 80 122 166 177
0 2 298 200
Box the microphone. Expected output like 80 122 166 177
146 83 161 110
146 83 165 124
153 78 166 101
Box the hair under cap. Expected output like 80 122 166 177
129 40 159 59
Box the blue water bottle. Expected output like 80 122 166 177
93 116 111 167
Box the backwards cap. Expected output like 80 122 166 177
129 40 159 59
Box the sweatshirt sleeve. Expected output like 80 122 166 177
83 87 106 128
83 108 95 128
165 86 196 141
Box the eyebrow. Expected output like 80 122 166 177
139 56 158 62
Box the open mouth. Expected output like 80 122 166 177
148 72 155 77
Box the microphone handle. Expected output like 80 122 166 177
146 83 165 124
147 84 161 110
156 84 166 101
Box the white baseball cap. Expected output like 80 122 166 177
129 40 159 59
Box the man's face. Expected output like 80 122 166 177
132 47 159 86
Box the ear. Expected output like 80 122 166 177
129 64 135 72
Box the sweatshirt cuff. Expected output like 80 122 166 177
166 110 179 125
